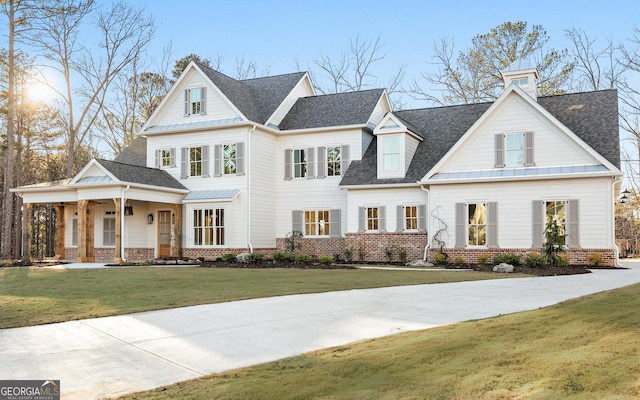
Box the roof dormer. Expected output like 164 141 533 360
501 59 539 100
374 113 423 179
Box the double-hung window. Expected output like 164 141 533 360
193 208 225 246
326 146 341 176
358 206 386 232
155 148 176 168
455 202 498 248
190 147 202 177
496 132 534 168
382 136 401 172
304 210 330 236
184 87 206 116
405 206 418 230
293 149 307 178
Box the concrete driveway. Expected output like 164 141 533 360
2 261 640 399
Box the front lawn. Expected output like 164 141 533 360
0 266 518 328
115 283 640 400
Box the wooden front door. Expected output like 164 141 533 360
158 211 171 258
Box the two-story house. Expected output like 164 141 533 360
13 60 623 265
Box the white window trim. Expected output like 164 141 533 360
190 206 227 247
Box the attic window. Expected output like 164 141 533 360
184 87 207 116
383 136 401 172
512 77 529 89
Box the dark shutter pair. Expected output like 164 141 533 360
184 87 207 116
213 143 245 176
291 209 342 237
180 146 210 178
495 132 534 167
532 200 579 248
455 202 498 248
154 148 176 168
395 205 427 232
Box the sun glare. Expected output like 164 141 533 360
25 82 56 104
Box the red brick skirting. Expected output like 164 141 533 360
183 248 279 260
344 232 429 262
428 247 617 267
64 247 154 262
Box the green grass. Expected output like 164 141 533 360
115 283 640 400
0 266 516 328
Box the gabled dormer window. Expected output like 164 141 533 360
382 136 401 172
184 87 207 116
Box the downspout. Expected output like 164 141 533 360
121 185 130 262
421 185 430 261
246 125 256 253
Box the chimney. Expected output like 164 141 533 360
501 59 539 100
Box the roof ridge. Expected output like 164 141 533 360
301 88 385 99
240 71 307 82
97 158 161 172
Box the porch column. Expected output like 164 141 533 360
113 198 122 264
77 200 96 262
172 203 182 257
54 204 65 259
22 203 32 263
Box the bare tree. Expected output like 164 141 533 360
411 21 575 106
29 0 155 176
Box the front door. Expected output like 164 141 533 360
158 211 171 258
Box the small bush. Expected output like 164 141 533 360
525 251 546 268
453 256 465 266
493 253 521 266
432 252 447 264
273 252 295 263
245 252 264 264
588 253 604 267
221 253 238 263
318 255 335 265
385 246 394 262
343 245 354 262
477 254 490 266
557 254 569 267
397 247 408 264
295 254 313 264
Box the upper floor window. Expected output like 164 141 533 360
154 148 176 168
505 133 525 166
327 146 341 176
190 147 202 177
223 144 237 174
293 149 307 178
382 136 400 172
495 132 534 168
184 87 207 116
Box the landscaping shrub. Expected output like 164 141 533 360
343 245 354 262
385 246 394 262
221 253 238 263
295 254 313 264
557 254 569 267
588 253 604 267
453 256 465 266
397 247 408 264
493 253 521 266
477 254 490 266
524 251 546 268
544 218 566 267
273 252 295 263
245 252 265 263
318 255 335 265
432 252 447 264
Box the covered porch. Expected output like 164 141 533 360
12 159 188 263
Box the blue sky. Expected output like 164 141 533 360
139 0 639 82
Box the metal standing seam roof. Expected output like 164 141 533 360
428 165 609 181
183 189 240 201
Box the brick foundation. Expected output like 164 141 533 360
428 247 617 267
183 247 279 260
64 247 154 262
344 232 428 262
275 237 346 259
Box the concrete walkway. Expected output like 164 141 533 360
2 261 640 400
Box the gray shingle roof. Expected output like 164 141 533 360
95 159 187 190
279 89 385 130
538 89 620 168
113 137 147 166
340 89 619 186
196 62 305 124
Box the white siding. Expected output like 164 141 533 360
153 69 241 127
442 95 598 173
405 135 420 172
369 97 390 127
249 130 277 247
429 177 614 249
347 188 427 233
275 130 365 237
